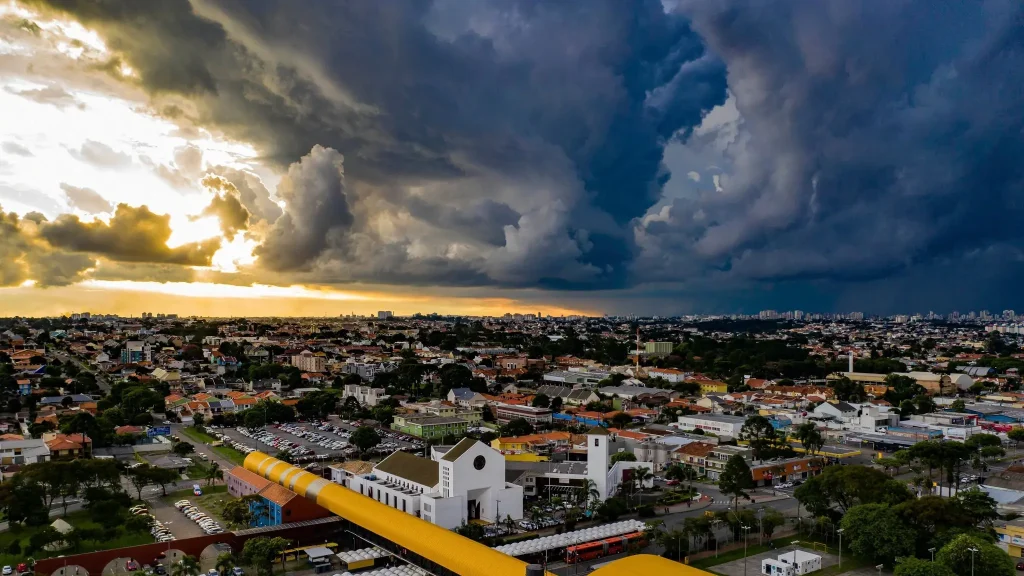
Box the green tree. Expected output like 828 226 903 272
739 415 780 459
610 452 637 464
610 412 634 429
794 464 912 518
171 556 201 576
350 426 381 454
793 422 825 457
215 553 236 576
296 390 338 419
718 454 754 512
222 495 258 528
1008 427 1024 447
596 497 628 522
760 508 785 538
936 534 1013 576
501 418 534 437
242 536 290 576
950 399 967 412
531 394 550 408
173 442 195 456
244 410 265 429
840 503 916 564
894 557 956 576
831 376 866 402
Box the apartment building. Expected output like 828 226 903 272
343 383 390 407
291 350 326 373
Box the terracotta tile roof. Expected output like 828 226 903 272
115 425 144 435
228 465 273 492
0 433 24 440
676 442 715 457
258 482 297 506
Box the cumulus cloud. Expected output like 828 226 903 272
256 145 351 270
70 140 132 168
0 206 94 287
5 84 82 109
198 175 250 236
2 142 33 157
206 166 282 224
60 183 113 214
39 203 220 266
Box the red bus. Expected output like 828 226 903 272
565 532 647 564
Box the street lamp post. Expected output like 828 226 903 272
928 547 936 565
876 564 883 576
742 525 751 576
837 527 845 571
969 546 979 576
757 507 764 546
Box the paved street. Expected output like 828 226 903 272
49 349 112 393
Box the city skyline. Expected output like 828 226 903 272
2 1 1023 317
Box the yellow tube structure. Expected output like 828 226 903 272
243 452 712 576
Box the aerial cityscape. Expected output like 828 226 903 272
2 1 1023 576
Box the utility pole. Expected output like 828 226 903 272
742 525 751 576
837 528 844 571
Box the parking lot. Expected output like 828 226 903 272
209 417 424 465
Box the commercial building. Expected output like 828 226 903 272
291 351 326 373
494 404 553 425
996 521 1024 558
646 368 687 383
694 379 729 395
391 415 470 440
828 371 968 395
378 311 394 319
331 438 523 529
677 414 747 439
644 342 673 356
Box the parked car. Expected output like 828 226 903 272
3 566 13 575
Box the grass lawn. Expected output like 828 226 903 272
180 427 247 465
0 510 153 567
690 535 801 569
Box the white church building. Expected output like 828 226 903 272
331 437 524 529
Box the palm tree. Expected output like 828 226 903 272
215 553 235 576
171 556 201 576
206 463 223 487
575 479 600 512
528 506 545 524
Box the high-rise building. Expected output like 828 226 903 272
377 310 394 319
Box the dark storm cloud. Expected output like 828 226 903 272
39 203 220 266
27 0 726 288
638 0 1024 294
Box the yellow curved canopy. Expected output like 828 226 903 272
243 451 711 576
